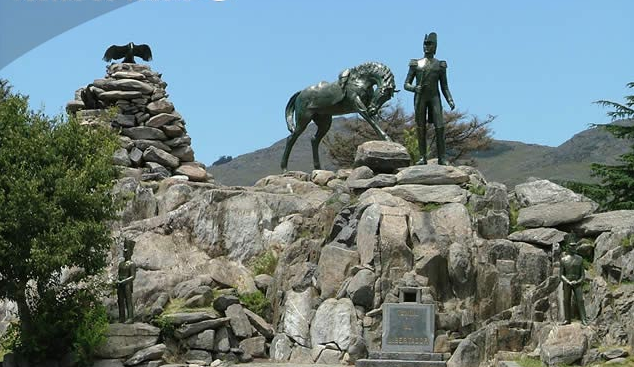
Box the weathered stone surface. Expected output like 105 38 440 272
347 174 397 189
357 203 382 265
225 304 252 339
132 140 172 154
317 245 360 298
316 348 343 364
515 179 595 206
162 124 185 138
157 183 192 215
239 336 267 358
115 113 136 127
213 326 233 353
477 210 509 239
396 165 469 185
213 294 240 312
507 228 567 246
571 210 634 236
112 71 146 80
129 147 143 166
270 333 293 362
311 170 336 186
113 148 131 166
208 258 257 295
143 146 180 168
516 243 549 285
93 360 125 367
184 349 213 364
448 242 475 298
95 323 160 359
175 164 207 182
123 343 166 366
346 268 375 309
254 274 273 292
283 287 316 347
103 78 154 94
187 330 215 350
122 126 167 141
171 145 194 162
347 166 375 182
382 184 466 204
244 308 274 340
165 135 191 147
99 90 143 100
354 141 411 173
517 201 597 228
310 298 359 350
540 324 592 366
290 345 314 363
146 113 178 128
162 312 217 326
174 317 231 339
147 98 174 114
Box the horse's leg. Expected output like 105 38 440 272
352 95 393 142
281 111 311 172
311 114 333 170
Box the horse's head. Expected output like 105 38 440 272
368 85 397 116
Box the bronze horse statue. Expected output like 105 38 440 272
281 62 397 171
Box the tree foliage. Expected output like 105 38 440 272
0 79 121 361
212 155 233 166
323 103 495 168
587 82 634 210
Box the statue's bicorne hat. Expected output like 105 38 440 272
424 32 437 45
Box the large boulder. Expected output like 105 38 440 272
540 324 594 366
310 298 359 350
354 141 411 173
396 165 470 185
95 323 160 359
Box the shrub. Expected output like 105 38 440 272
238 291 271 319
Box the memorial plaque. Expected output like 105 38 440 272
382 303 435 353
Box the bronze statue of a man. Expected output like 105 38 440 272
560 234 588 325
404 32 455 165
117 237 136 323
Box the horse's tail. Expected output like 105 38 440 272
285 91 300 133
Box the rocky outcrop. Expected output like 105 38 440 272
67 63 211 183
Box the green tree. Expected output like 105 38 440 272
0 80 120 362
588 82 634 210
563 82 634 210
324 103 494 167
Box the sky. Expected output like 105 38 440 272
1 0 633 166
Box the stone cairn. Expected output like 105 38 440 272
66 63 212 183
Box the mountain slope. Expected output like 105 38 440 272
209 121 632 188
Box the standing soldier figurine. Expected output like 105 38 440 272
404 32 455 165
117 237 137 323
560 234 588 325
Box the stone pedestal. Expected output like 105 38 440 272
356 287 446 367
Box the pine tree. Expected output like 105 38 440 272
588 82 634 210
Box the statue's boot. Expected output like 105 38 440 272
436 127 446 165
416 122 427 165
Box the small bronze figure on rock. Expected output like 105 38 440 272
103 42 153 64
404 32 455 165
560 234 588 325
117 237 137 324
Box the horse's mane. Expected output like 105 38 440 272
348 62 396 90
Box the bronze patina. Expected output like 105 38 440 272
281 62 397 171
117 237 137 323
560 234 588 325
404 33 455 165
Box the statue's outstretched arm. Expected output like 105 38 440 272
439 61 455 109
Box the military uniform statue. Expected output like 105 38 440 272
560 234 588 325
117 237 137 323
404 32 455 165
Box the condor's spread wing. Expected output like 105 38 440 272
103 44 128 62
133 44 153 61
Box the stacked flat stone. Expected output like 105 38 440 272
66 63 211 183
